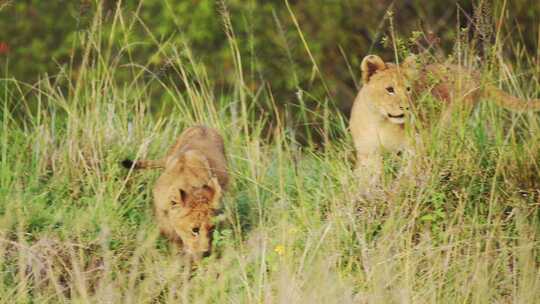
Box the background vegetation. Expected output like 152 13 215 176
3 0 540 129
1 0 539 303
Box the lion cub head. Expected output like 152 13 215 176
360 54 415 124
165 151 223 260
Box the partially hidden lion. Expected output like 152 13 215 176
349 54 540 182
122 125 228 260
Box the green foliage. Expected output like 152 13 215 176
0 1 540 302
3 1 540 116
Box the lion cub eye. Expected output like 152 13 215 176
191 227 200 237
386 86 395 94
406 86 411 92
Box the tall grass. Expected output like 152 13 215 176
1 2 539 303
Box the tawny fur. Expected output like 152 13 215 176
123 126 228 260
350 54 540 181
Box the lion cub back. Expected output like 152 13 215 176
168 126 228 189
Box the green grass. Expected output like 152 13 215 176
1 4 540 304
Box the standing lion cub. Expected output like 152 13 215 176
350 54 540 183
122 126 228 260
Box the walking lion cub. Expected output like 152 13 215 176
123 126 228 260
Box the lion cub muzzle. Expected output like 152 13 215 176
387 105 409 124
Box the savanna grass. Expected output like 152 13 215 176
0 2 539 303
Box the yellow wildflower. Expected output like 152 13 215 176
274 244 285 256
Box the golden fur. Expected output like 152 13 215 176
349 54 540 180
123 126 228 260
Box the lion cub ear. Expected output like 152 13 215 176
402 54 417 69
361 55 386 83
206 177 223 210
169 189 189 206
400 54 419 80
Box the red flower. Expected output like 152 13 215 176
0 42 10 54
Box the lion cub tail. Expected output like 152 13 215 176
121 158 165 170
484 84 540 112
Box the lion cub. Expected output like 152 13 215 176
123 126 228 260
350 54 540 183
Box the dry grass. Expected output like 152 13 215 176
1 2 539 303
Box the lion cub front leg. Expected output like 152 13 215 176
355 152 384 194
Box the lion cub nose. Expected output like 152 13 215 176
399 106 409 111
